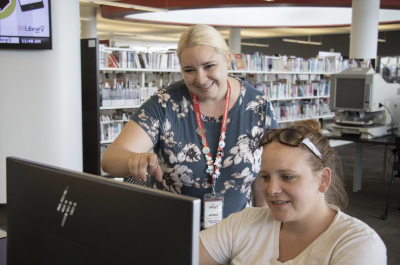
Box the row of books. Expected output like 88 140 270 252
99 45 181 70
231 53 360 73
250 80 330 99
100 72 182 90
100 85 158 107
100 46 364 74
244 73 324 83
100 72 180 107
100 111 139 142
100 114 131 123
100 122 124 142
271 98 332 121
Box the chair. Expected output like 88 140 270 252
381 137 400 220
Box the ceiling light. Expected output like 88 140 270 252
79 0 168 13
80 17 92 21
283 35 322 45
97 31 179 41
378 32 387 42
108 39 145 44
283 39 322 45
349 35 387 43
113 32 137 36
125 7 400 27
241 42 269 47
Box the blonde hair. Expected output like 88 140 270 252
177 24 231 63
269 120 348 209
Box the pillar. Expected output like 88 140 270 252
229 28 241 54
80 6 97 39
349 0 380 60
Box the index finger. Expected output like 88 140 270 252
147 154 163 182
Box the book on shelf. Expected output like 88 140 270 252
230 60 237 71
256 56 262 71
234 54 245 70
121 51 128 69
167 52 174 69
128 52 133 68
154 53 160 69
243 54 249 71
160 54 168 69
145 53 152 69
261 56 274 72
108 54 120 68
156 53 161 69
139 53 148 68
287 56 296 71
133 51 141 69
99 44 106 68
111 51 120 65
250 57 255 71
150 53 158 69
173 51 181 70
165 51 181 70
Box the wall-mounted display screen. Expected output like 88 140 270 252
0 0 52 49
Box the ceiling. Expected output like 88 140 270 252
79 0 400 47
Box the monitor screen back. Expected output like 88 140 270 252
6 157 200 265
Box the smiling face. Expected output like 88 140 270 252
180 45 231 103
260 141 329 224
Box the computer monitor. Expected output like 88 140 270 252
6 157 200 265
329 67 400 113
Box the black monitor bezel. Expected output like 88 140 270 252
6 156 200 264
0 0 52 50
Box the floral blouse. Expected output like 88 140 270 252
131 77 277 221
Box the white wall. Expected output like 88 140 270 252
0 0 82 203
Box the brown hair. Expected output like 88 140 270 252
176 24 231 63
272 120 348 209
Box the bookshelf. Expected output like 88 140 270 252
230 72 335 126
81 38 335 175
81 38 183 176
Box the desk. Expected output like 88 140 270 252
327 134 398 192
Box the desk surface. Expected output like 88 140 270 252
327 134 399 146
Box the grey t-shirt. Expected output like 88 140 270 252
132 77 277 220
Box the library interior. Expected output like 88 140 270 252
1 0 400 264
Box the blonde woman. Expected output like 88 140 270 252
101 24 277 226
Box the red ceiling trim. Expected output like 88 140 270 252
124 17 400 29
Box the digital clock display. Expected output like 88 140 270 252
21 38 42 44
22 38 33 43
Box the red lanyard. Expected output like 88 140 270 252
190 81 231 191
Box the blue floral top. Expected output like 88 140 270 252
131 77 277 222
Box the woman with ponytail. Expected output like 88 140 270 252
199 120 386 265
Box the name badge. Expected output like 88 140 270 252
203 192 224 229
